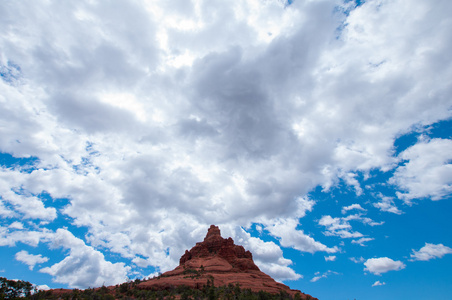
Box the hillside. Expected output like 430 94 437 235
135 225 316 299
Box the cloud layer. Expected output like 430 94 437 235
0 0 451 289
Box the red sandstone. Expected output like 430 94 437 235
137 225 317 299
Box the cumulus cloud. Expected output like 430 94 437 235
257 263 302 283
350 257 365 264
40 229 130 288
410 243 452 261
319 213 381 242
8 222 23 230
0 226 48 247
342 204 366 214
266 218 338 254
0 171 57 221
391 138 452 203
341 173 363 196
372 281 386 287
351 237 374 247
0 200 16 218
310 270 339 282
364 257 406 275
325 256 336 262
231 227 302 282
373 195 403 215
319 215 362 239
15 250 49 270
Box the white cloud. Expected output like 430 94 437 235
341 173 363 196
15 250 49 270
410 243 452 261
8 222 24 230
0 199 16 218
364 257 406 275
310 270 339 282
40 229 130 289
231 227 302 282
352 237 374 246
350 257 365 264
319 213 381 241
325 256 336 262
341 204 366 214
372 281 386 287
255 224 263 234
258 263 302 283
310 275 322 283
319 215 355 235
266 218 338 254
0 226 48 247
391 138 452 203
0 172 57 221
35 285 50 291
373 195 403 215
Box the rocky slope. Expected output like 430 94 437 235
137 225 316 299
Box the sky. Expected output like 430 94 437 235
0 0 451 299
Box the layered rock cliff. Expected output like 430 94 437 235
137 225 316 299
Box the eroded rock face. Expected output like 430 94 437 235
137 225 317 299
179 225 258 272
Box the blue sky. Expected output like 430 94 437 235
0 0 451 299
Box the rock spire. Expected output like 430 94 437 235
137 225 317 299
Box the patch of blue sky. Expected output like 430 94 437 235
72 142 101 175
0 152 96 288
428 118 452 139
342 0 365 8
243 223 279 245
85 141 100 156
124 256 159 280
393 118 452 156
72 157 100 175
0 152 40 173
0 245 62 288
0 60 22 85
0 207 145 289
1 219 70 288
43 204 87 238
332 0 368 39
354 0 365 6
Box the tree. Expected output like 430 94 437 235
0 277 34 299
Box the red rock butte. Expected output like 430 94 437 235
137 225 317 299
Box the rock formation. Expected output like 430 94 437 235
137 225 316 299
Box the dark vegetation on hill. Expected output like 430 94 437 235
1 277 315 300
